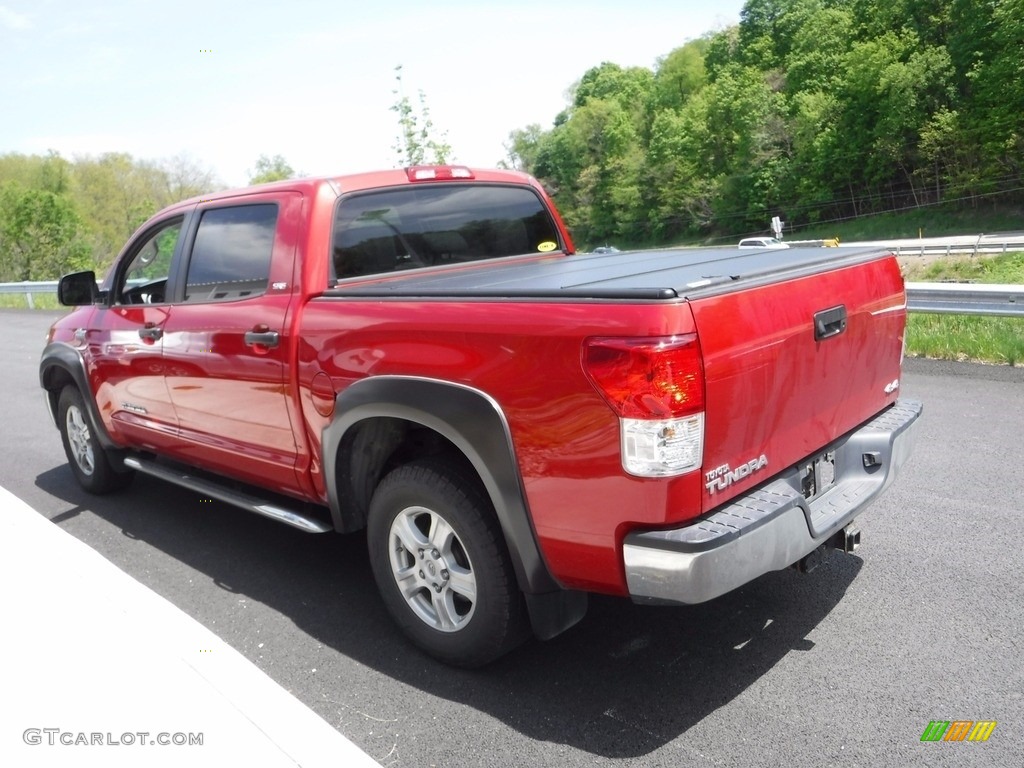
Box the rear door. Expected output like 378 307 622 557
159 193 305 495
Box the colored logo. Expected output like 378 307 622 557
920 720 997 742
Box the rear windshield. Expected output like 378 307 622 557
331 184 562 281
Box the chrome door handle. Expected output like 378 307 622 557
244 330 279 347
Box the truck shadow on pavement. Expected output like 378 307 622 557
37 465 861 760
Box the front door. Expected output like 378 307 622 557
88 216 183 448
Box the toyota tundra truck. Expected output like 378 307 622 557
40 166 921 666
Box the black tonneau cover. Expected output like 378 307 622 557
324 246 891 301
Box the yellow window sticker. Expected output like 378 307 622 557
537 241 558 252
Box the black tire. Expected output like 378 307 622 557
367 459 528 667
57 386 133 494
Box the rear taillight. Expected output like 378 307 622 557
584 335 704 419
584 336 705 477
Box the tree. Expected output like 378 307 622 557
0 150 71 194
969 0 1024 186
161 153 219 200
500 124 545 172
646 106 719 235
783 4 855 94
0 184 91 281
504 0 1023 243
71 153 160 268
738 0 790 68
248 154 295 184
789 89 846 220
0 150 222 275
573 62 655 112
947 0 998 98
831 30 954 209
703 26 741 80
391 65 452 166
71 153 166 269
915 107 979 203
651 40 709 113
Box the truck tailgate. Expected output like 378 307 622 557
687 253 906 512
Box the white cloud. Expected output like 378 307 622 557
0 5 31 30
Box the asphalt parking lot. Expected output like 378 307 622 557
3 309 1022 767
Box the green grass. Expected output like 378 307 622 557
904 250 1024 283
904 251 1024 366
907 314 1024 366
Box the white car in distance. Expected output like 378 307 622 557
738 237 790 249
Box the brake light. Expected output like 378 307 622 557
584 335 704 419
584 335 705 478
406 165 475 181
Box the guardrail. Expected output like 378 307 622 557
841 234 1024 259
905 282 1022 317
3 279 1023 317
0 281 58 309
895 244 1024 258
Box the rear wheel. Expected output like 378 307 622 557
57 386 133 494
367 459 527 667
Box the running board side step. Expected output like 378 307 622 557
123 456 332 533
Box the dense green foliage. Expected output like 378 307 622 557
0 183 90 281
0 151 219 281
507 0 1024 247
249 154 296 184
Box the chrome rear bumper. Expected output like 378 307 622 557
622 399 923 605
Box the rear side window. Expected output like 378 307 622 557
332 184 561 281
184 204 278 302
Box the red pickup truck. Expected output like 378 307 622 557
40 166 921 666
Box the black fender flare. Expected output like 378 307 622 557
322 376 561 596
39 342 121 451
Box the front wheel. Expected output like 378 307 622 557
57 386 133 494
367 460 527 667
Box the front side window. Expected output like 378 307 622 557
115 218 183 305
331 184 561 281
184 204 278 302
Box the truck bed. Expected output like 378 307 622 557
319 242 908 525
327 246 892 300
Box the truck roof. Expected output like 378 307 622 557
167 167 542 209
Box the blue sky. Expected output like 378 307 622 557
1 1 746 187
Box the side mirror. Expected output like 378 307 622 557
58 271 100 306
